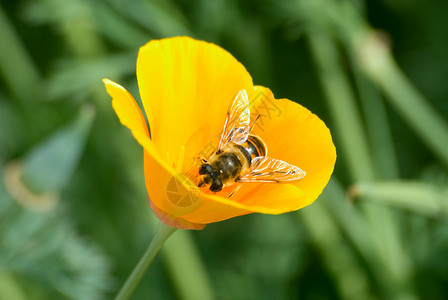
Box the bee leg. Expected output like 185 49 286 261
227 185 242 198
249 114 261 133
196 156 208 165
198 180 205 188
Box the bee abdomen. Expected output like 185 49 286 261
242 135 267 159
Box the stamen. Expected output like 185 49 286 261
166 152 171 166
175 145 185 173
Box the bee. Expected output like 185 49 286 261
198 89 306 194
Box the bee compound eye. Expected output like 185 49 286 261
199 164 213 175
198 165 206 175
210 179 223 192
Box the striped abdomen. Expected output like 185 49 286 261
239 134 267 162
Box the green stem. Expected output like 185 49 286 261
337 0 448 168
307 30 375 181
115 221 177 300
349 54 399 180
299 196 371 300
0 272 28 300
362 48 448 168
162 230 215 300
0 5 40 104
306 26 415 299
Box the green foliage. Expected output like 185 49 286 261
1 0 448 299
0 181 111 300
22 105 95 193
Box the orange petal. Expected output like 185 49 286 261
180 86 336 221
103 78 149 138
143 149 308 224
143 151 250 226
104 79 206 229
136 36 254 169
106 38 335 227
181 184 307 224
246 86 336 205
148 196 205 230
103 79 158 160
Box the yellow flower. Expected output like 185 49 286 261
103 36 336 230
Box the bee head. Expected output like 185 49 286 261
198 163 223 192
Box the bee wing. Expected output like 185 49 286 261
218 89 250 151
238 156 306 183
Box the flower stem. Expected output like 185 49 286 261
115 221 177 300
0 5 40 104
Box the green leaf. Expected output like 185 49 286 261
352 181 448 216
0 181 112 299
21 105 95 193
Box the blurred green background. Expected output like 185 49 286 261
1 0 448 299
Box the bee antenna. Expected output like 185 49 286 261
249 115 261 133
